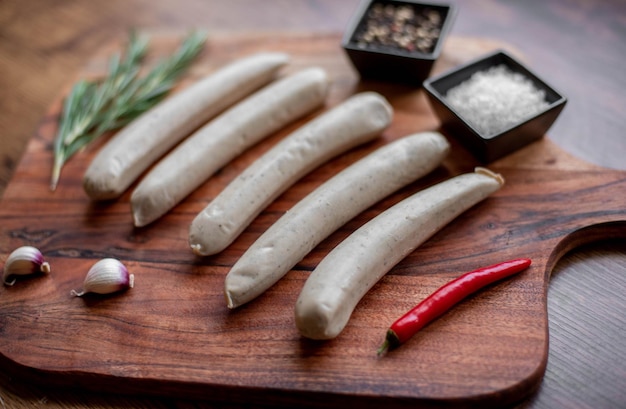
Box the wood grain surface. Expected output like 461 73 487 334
1 1 625 409
0 31 624 408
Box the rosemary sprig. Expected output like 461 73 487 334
50 30 206 190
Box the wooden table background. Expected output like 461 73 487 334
0 0 624 408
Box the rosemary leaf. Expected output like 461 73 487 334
50 30 206 191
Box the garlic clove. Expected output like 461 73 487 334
3 245 51 286
71 258 134 297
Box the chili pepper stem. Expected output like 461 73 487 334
377 329 401 356
377 339 390 356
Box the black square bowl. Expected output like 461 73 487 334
342 0 456 85
423 50 567 162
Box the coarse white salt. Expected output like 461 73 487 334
445 65 549 138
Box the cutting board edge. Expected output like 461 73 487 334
0 347 547 409
545 220 626 280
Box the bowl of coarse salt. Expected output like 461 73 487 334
342 0 456 85
423 50 567 162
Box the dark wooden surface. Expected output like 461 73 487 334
0 1 624 408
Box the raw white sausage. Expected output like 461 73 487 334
83 52 289 200
189 92 393 256
224 132 450 308
130 67 329 227
295 167 505 340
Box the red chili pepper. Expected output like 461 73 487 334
377 258 532 355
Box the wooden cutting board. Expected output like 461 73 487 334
0 32 624 408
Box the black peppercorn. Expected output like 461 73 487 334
352 2 444 54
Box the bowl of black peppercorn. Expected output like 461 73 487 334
342 0 456 85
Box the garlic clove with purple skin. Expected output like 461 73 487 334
3 246 51 286
71 258 134 297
